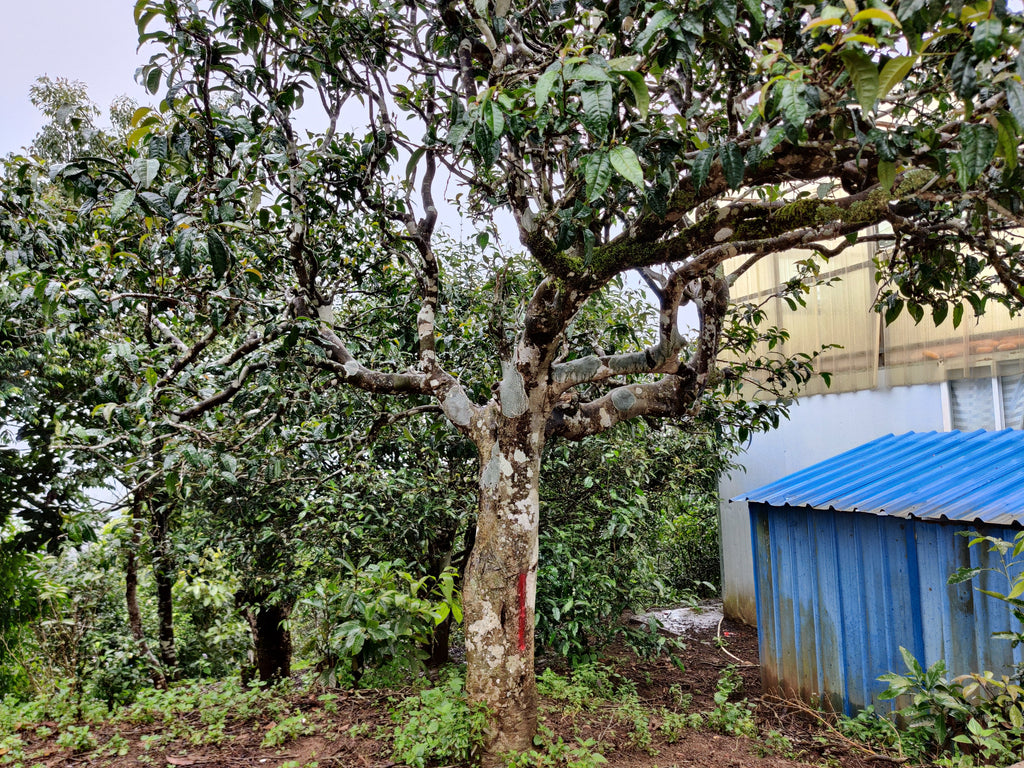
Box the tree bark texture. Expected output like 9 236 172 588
463 401 547 761
250 601 293 684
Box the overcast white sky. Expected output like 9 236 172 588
1 0 148 153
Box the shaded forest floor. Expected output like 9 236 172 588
0 617 894 768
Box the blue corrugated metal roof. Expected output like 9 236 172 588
738 429 1024 526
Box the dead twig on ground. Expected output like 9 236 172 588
762 693 910 764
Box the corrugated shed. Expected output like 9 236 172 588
740 430 1024 715
751 506 1024 714
739 429 1024 526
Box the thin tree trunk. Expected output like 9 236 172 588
251 601 293 684
125 498 167 689
427 614 452 668
463 415 544 762
424 522 461 668
149 496 177 675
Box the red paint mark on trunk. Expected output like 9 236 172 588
517 571 527 653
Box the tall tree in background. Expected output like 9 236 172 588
4 0 1024 760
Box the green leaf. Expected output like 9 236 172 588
884 298 904 325
952 303 964 328
405 146 426 184
947 566 982 585
583 152 613 202
483 100 505 138
720 142 745 190
617 71 649 119
447 120 470 148
634 9 675 53
535 65 560 106
949 49 978 101
132 157 160 187
907 301 924 324
126 123 153 148
972 18 1003 59
1008 578 1024 600
898 646 920 676
474 122 498 167
877 159 895 191
580 83 614 140
148 135 168 161
690 148 715 191
852 8 900 26
779 79 808 128
878 56 916 99
710 0 736 31
1005 80 1024 129
740 0 765 37
839 48 879 114
955 123 997 187
208 231 230 278
608 145 644 189
567 62 611 82
607 55 639 71
110 189 135 222
175 227 197 276
145 65 162 95
996 112 1019 173
896 0 926 22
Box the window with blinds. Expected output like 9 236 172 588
948 372 1024 431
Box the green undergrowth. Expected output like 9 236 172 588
0 660 806 768
502 662 795 765
0 677 317 766
836 651 1024 768
389 672 488 768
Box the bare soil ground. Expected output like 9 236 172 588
2 618 889 768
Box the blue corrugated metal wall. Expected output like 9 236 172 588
750 503 1024 714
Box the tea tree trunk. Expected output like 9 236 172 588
251 601 293 683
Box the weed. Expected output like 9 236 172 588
102 732 131 757
503 724 608 768
755 729 796 758
536 663 624 713
667 683 692 711
704 666 757 737
617 695 655 753
390 673 487 768
657 708 701 743
0 734 26 765
838 705 918 758
878 647 1024 763
842 645 1024 766
302 560 461 687
200 720 228 745
317 692 339 714
140 732 172 751
55 725 97 753
262 713 316 748
347 721 372 738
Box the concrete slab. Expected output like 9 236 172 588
633 602 724 637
